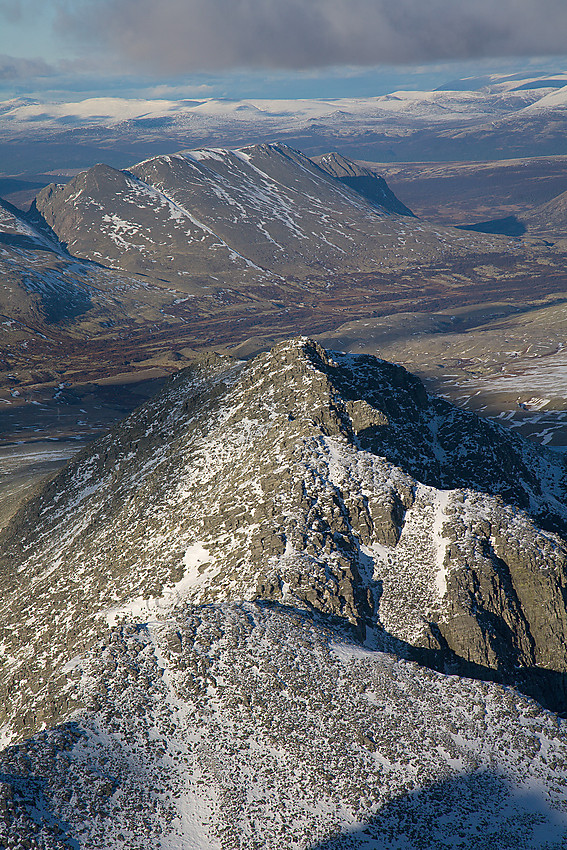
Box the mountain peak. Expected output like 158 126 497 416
316 151 372 179
33 142 487 289
1 339 567 747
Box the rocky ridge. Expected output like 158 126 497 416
0 198 56 252
2 603 567 849
1 338 567 743
2 338 567 846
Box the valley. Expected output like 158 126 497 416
363 155 567 225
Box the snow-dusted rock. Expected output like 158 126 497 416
2 338 567 846
2 603 567 849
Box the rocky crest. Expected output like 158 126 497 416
1 338 567 749
3 338 567 847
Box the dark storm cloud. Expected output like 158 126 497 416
55 0 567 72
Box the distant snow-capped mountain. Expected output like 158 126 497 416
0 75 558 133
3 71 567 172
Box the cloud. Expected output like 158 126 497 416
0 54 58 80
55 0 567 73
0 1 24 24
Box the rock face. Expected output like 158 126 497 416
315 151 415 216
3 338 567 847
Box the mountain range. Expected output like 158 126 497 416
3 65 567 849
1 339 567 847
3 70 567 175
1 140 515 415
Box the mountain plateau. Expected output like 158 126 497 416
3 72 567 174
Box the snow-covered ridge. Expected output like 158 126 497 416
1 338 567 845
0 78 558 132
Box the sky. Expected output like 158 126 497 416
1 0 567 102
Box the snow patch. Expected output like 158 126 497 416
431 490 453 597
104 544 212 626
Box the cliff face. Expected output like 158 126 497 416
315 151 415 216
